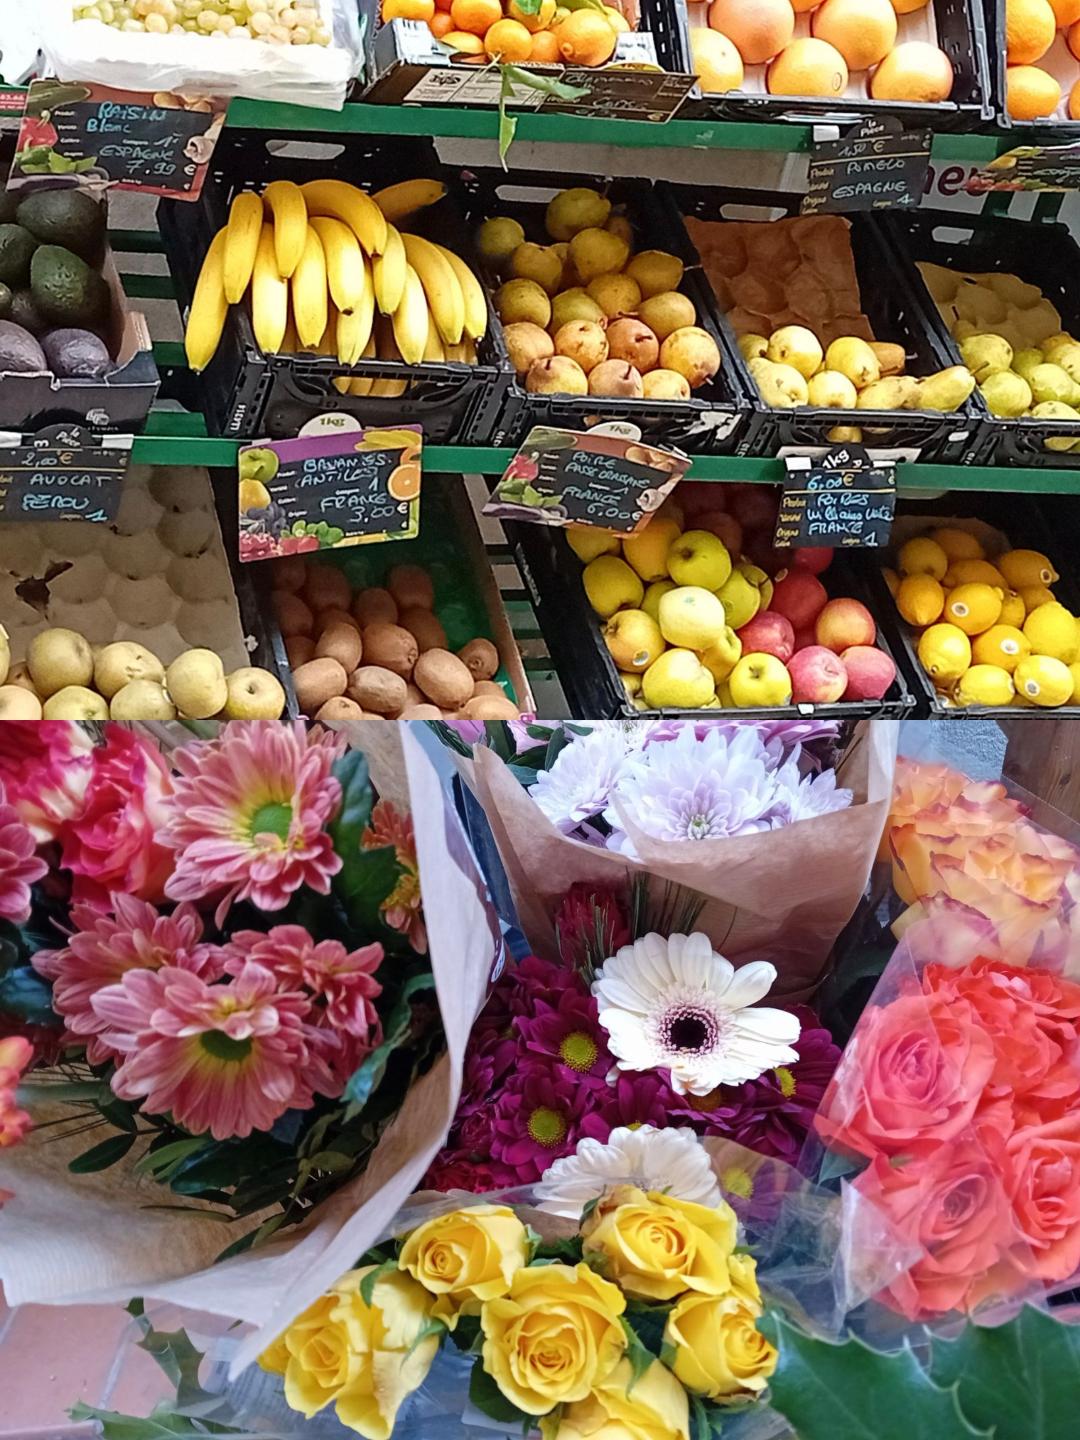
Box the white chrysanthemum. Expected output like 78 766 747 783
772 759 853 824
530 725 634 832
592 932 800 1095
536 1125 722 1218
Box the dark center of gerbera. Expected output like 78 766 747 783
665 1008 716 1053
249 800 293 843
201 1031 254 1063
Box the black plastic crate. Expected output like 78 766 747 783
455 168 754 454
664 184 986 462
674 0 992 128
985 0 1080 130
159 133 511 443
511 509 916 720
879 207 1080 468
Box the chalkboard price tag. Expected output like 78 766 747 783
238 425 422 564
10 80 226 200
483 425 691 534
0 424 130 524
802 115 931 216
775 444 895 549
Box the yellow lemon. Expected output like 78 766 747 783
971 624 1031 673
943 559 1008 589
1023 601 1079 663
1020 584 1057 613
999 590 1026 627
1014 654 1073 707
999 548 1060 589
882 567 900 598
930 526 985 561
944 582 1003 636
917 623 972 688
898 536 948 579
953 664 1015 707
896 574 945 627
1069 661 1080 702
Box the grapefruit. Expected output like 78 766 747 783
707 0 795 65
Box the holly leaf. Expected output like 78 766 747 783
759 1313 991 1440
929 1305 1080 1440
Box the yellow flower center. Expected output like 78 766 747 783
721 1166 754 1201
559 1030 599 1072
774 1065 796 1098
528 1106 568 1147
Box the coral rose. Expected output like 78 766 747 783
1006 1113 1080 1285
398 1204 530 1327
580 1185 737 1301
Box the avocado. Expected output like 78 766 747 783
0 319 47 373
0 191 18 224
16 189 106 264
8 288 46 335
42 327 112 378
30 244 109 327
0 224 38 287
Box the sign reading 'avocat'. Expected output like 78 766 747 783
0 424 130 524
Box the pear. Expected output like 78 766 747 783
1028 363 1080 407
807 370 858 409
766 325 823 379
510 243 564 296
1050 343 1080 388
915 366 976 412
569 227 630 284
1030 402 1080 452
545 188 611 242
477 217 526 266
856 378 911 411
980 371 1033 418
737 333 768 362
824 337 880 390
1012 348 1046 382
750 358 808 408
550 288 606 330
870 342 906 377
959 333 1013 382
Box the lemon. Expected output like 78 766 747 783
1070 661 1080 702
583 555 644 617
896 574 945 627
944 583 1003 636
882 567 900 598
1014 654 1073 707
999 591 1026 627
621 672 643 697
943 559 1008 589
1023 601 1079 663
1020 584 1057 614
917 623 972 688
999 549 1060 590
930 526 985 561
971 624 1031 673
953 664 1015 707
898 536 948 579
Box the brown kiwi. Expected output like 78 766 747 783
399 703 443 719
414 649 475 708
317 607 360 633
303 566 352 613
315 696 365 723
348 665 408 716
472 679 506 697
387 563 435 610
285 635 316 668
461 694 520 718
315 623 363 673
400 606 448 652
403 682 424 707
292 657 348 715
458 637 499 680
273 591 314 637
352 587 398 627
362 623 419 679
273 556 307 593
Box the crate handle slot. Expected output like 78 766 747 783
266 140 346 161
718 203 786 222
930 225 975 244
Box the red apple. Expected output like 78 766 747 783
771 569 829 630
788 645 848 703
677 482 723 518
815 598 877 654
793 626 817 652
841 645 896 700
729 485 780 531
695 509 743 554
737 611 795 664
793 546 833 575
742 529 791 575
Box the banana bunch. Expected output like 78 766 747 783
184 177 487 386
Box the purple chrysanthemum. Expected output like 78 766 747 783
517 988 612 1084
581 1072 676 1143
491 1059 600 1183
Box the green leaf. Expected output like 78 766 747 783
688 1394 725 1440
339 844 405 940
468 1358 533 1426
135 1324 212 1408
404 1316 447 1361
19 1079 105 1104
497 70 518 169
343 971 434 1112
307 1150 356 1174
360 1259 399 1309
929 1305 1080 1440
329 753 403 932
69 1402 203 1440
330 750 375 856
68 1132 137 1173
620 1317 657 1395
759 1313 991 1440
133 1137 208 1179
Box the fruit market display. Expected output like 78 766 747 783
71 0 334 44
381 0 634 65
1004 0 1080 120
575 481 897 711
686 0 955 103
272 555 524 720
480 185 722 401
887 523 1080 708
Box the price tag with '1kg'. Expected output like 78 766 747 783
775 444 896 549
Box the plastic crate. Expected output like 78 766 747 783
674 0 992 129
664 184 986 463
879 207 1080 468
455 168 754 454
159 133 511 443
510 513 916 720
985 0 1080 131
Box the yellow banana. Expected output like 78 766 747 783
332 374 351 395
337 305 369 366
291 226 328 349
372 225 407 315
300 180 387 256
433 243 487 341
349 335 378 396
223 191 263 305
281 308 300 354
313 304 338 357
262 180 308 278
392 264 429 365
370 376 409 398
423 323 445 363
371 177 446 224
184 228 229 373
308 216 367 316
443 337 478 364
401 232 464 346
252 223 289 354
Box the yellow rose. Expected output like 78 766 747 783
581 1187 738 1301
481 1261 626 1415
399 1205 530 1327
664 1292 777 1401
544 1357 690 1440
728 1252 764 1313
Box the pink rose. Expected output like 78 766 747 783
1006 1113 1080 1286
0 722 93 842
815 990 996 1161
58 727 175 906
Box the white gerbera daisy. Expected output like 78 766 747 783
536 1125 722 1218
530 725 634 833
592 932 800 1096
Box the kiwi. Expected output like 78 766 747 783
315 696 365 723
274 591 314 637
353 587 398 627
459 637 499 680
292 657 347 715
362 622 419 678
400 703 443 719
318 607 360 632
403 682 424 707
304 565 352 613
348 666 408 716
414 649 474 709
273 556 307 593
473 679 507 697
387 563 435 611
461 694 520 718
285 635 315 669
400 606 448 653
315 623 363 673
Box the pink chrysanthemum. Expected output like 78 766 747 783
361 801 427 954
33 895 220 1064
0 1036 33 1148
161 722 347 914
582 1072 676 1143
491 1059 599 1184
0 722 94 842
517 989 611 1084
0 787 47 925
91 961 334 1140
222 926 383 1040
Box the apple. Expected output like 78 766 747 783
666 530 732 590
788 646 847 703
728 485 780 531
770 569 829 630
700 625 742 682
793 626 817 652
841 645 896 700
815 598 876 654
728 652 793 708
741 530 791 575
792 547 833 575
737 611 795 663
695 509 743 554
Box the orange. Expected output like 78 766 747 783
429 10 455 35
553 11 618 64
1005 0 1056 65
509 0 557 30
870 41 953 101
382 0 435 17
1049 0 1080 22
767 37 848 95
1071 76 1080 119
484 17 534 58
812 0 896 71
440 28 486 52
1006 63 1062 117
791 0 825 9
449 0 502 37
1070 17 1080 59
530 29 562 60
387 462 421 502
690 27 744 91
708 0 794 65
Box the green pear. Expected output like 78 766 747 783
750 358 808 408
980 371 1033 418
959 334 1013 382
1028 363 1080 407
1012 348 1045 382
915 366 976 412
1030 401 1080 452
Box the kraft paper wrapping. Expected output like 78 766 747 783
0 725 499 1375
469 721 898 999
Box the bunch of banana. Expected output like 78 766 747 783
184 176 487 380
